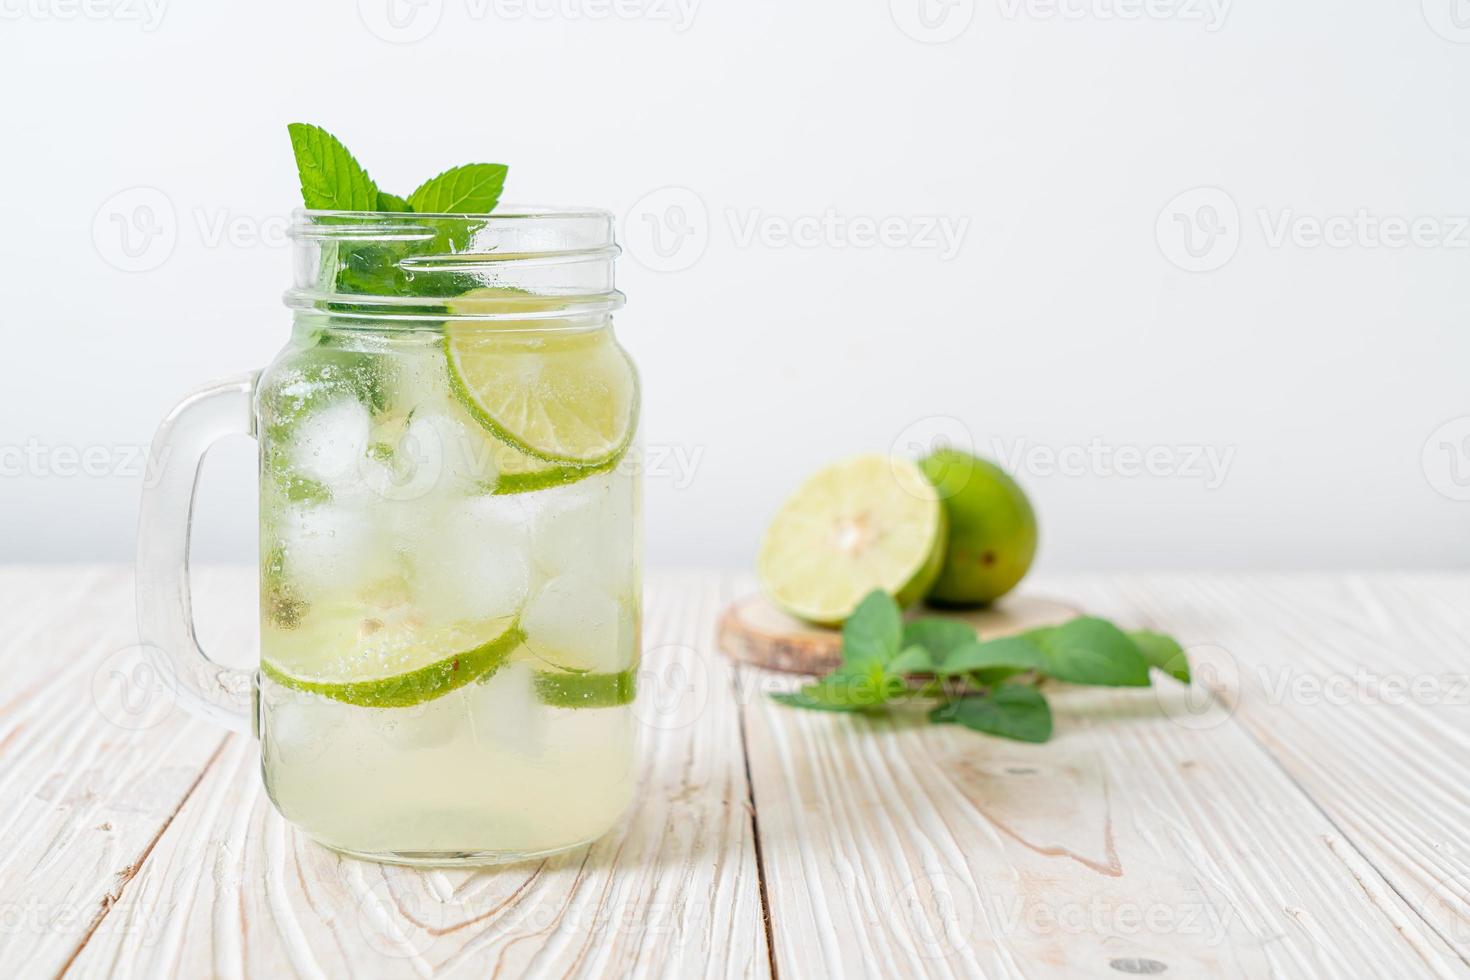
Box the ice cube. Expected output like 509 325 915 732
520 571 628 673
276 498 389 594
529 475 637 597
404 411 501 496
373 694 459 751
408 494 532 624
263 686 341 765
288 396 373 491
464 660 547 758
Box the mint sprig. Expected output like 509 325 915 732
408 164 509 215
287 123 379 211
285 123 511 305
930 684 1052 743
287 123 508 216
770 590 1191 743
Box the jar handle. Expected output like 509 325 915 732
135 373 259 736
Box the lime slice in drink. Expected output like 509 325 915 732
445 288 579 320
476 437 619 496
757 455 947 625
532 669 638 708
444 315 638 468
261 583 523 708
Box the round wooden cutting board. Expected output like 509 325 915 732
717 593 1082 675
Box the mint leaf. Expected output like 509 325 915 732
287 123 378 211
887 645 934 675
1028 618 1151 687
773 666 905 712
769 690 863 713
939 635 1047 675
930 685 1053 743
841 591 903 670
902 618 975 663
1129 630 1190 684
407 163 508 214
376 191 413 212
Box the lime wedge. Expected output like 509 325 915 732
261 587 523 708
757 455 946 625
533 669 637 708
444 319 638 467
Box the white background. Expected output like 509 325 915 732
1 0 1468 570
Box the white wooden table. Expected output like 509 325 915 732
4 567 1469 978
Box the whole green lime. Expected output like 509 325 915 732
919 450 1037 606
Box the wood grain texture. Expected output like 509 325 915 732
63 572 770 979
737 571 1470 979
718 592 1079 675
6 567 1470 978
0 567 239 979
1080 573 1470 966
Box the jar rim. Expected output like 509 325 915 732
286 205 622 321
295 204 615 222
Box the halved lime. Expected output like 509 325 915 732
758 455 947 625
444 318 638 467
261 584 523 708
533 669 637 708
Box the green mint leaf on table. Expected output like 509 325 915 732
930 684 1052 743
774 592 913 711
376 191 413 212
287 123 379 211
1128 629 1191 684
887 645 935 675
1025 617 1151 687
938 635 1047 675
765 586 1189 746
408 164 509 214
902 618 975 663
772 666 906 712
841 590 903 670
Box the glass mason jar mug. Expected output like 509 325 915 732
137 209 642 866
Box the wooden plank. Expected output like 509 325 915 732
737 572 1469 979
0 567 241 979
64 572 770 979
1090 573 1470 965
